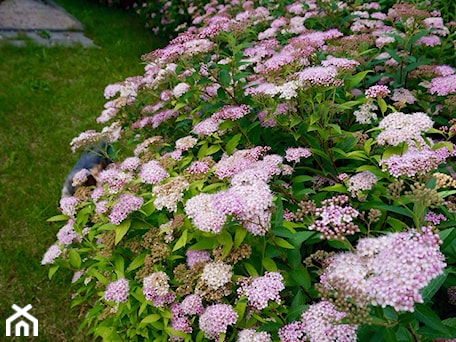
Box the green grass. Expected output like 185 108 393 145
0 1 165 340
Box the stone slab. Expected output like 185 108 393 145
0 0 96 47
0 0 82 30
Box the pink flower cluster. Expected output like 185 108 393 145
41 245 62 265
238 329 271 342
170 303 192 336
71 168 90 187
59 196 80 217
56 219 81 245
237 272 285 310
104 278 129 303
346 171 378 197
322 56 360 70
143 272 176 307
365 84 390 98
279 301 357 342
429 74 456 96
192 117 220 136
391 87 416 104
284 147 312 163
309 195 360 240
192 105 251 136
320 227 446 312
380 142 453 178
186 160 211 174
109 194 144 225
376 112 433 146
186 250 211 268
214 146 271 179
139 160 169 184
199 304 238 341
119 157 141 171
298 65 342 87
425 211 447 225
180 294 204 315
185 148 278 235
98 168 133 194
132 109 179 129
185 193 227 233
212 104 250 121
185 171 274 235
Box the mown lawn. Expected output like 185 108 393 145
0 0 165 339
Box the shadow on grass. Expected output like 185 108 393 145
0 0 166 340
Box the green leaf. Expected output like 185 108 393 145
376 204 413 218
432 141 454 152
385 47 402 63
345 70 372 88
244 262 259 277
88 269 109 285
335 100 363 111
378 98 387 114
417 325 456 339
68 249 82 268
173 229 188 252
126 254 146 273
47 214 70 222
292 175 314 184
115 219 131 245
414 304 451 336
113 255 125 277
218 69 231 88
386 216 409 231
262 258 278 272
140 314 161 325
189 238 216 250
274 237 295 249
139 302 148 316
438 190 456 198
421 271 448 303
226 133 242 155
320 184 347 193
48 265 59 280
205 144 221 155
382 144 408 160
382 327 398 342
234 298 247 322
234 225 247 249
327 239 352 250
440 228 456 251
443 317 456 328
217 229 233 258
290 267 311 289
406 29 430 50
141 200 155 217
272 197 284 230
289 231 316 247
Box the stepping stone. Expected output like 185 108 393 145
0 0 96 47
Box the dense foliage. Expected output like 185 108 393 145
44 0 456 341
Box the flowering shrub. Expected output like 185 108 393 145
132 0 212 36
44 0 456 341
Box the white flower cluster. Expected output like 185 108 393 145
376 112 433 146
200 261 233 290
353 102 378 124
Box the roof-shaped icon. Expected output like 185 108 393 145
5 304 38 337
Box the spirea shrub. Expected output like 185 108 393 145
44 0 456 341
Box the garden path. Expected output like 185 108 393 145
0 0 95 47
